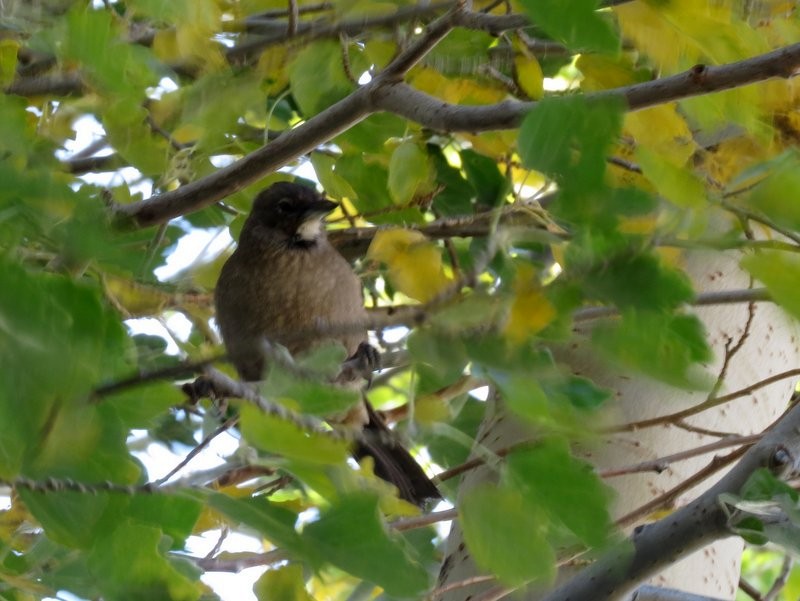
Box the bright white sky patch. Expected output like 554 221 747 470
154 226 233 281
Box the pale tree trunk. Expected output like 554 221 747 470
436 245 800 601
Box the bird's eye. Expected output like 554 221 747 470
276 198 293 213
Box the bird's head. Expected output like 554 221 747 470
247 182 338 248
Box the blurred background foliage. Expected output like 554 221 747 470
1 0 800 599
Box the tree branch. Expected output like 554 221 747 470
230 1 454 63
115 42 800 228
537 402 800 601
115 7 458 228
372 42 800 131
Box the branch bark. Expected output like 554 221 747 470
538 402 800 601
114 41 800 228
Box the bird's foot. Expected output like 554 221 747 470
182 375 217 403
338 342 381 386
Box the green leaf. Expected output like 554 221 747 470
238 404 350 465
334 155 392 215
388 141 432 205
265 370 361 416
636 147 706 209
208 493 310 559
407 329 469 382
550 375 611 411
592 311 712 388
740 469 798 502
289 40 354 116
302 493 430 597
460 483 555 586
311 152 356 200
180 71 266 152
578 251 695 311
460 149 509 208
254 565 316 601
427 30 496 74
742 251 800 320
335 113 406 153
87 519 202 601
0 95 38 157
519 95 623 197
0 262 131 479
430 145 476 215
744 153 800 231
519 0 619 54
506 438 614 547
18 490 114 549
104 382 186 429
423 396 485 476
128 494 203 548
63 6 156 96
490 372 551 424
103 99 171 176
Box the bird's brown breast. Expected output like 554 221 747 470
215 236 366 380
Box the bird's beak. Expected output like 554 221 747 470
301 198 338 220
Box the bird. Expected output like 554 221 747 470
214 181 440 505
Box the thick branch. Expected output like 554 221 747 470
5 73 84 97
115 86 373 227
230 1 453 63
372 42 800 131
116 42 800 228
538 402 800 601
116 8 457 228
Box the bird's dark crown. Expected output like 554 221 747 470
246 182 338 247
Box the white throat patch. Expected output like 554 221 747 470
296 218 323 242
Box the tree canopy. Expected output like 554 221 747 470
3 0 800 600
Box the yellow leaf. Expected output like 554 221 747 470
367 229 451 303
503 263 555 344
624 103 696 166
635 147 706 209
415 395 451 424
152 30 180 62
464 130 517 159
700 136 769 188
104 275 171 317
256 46 290 96
576 54 637 91
410 67 505 105
388 141 433 205
614 1 693 71
0 39 19 86
514 55 543 100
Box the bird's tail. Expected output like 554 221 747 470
354 401 441 507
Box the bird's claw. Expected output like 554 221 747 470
338 342 381 386
354 342 381 372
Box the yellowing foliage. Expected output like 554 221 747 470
367 229 452 303
503 263 555 344
410 67 506 106
624 104 696 167
576 54 637 91
514 54 544 100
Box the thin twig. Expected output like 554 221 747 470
763 554 792 601
739 577 765 601
615 446 748 528
91 356 221 399
428 575 497 599
391 507 458 531
153 415 240 486
608 368 800 433
598 435 761 478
